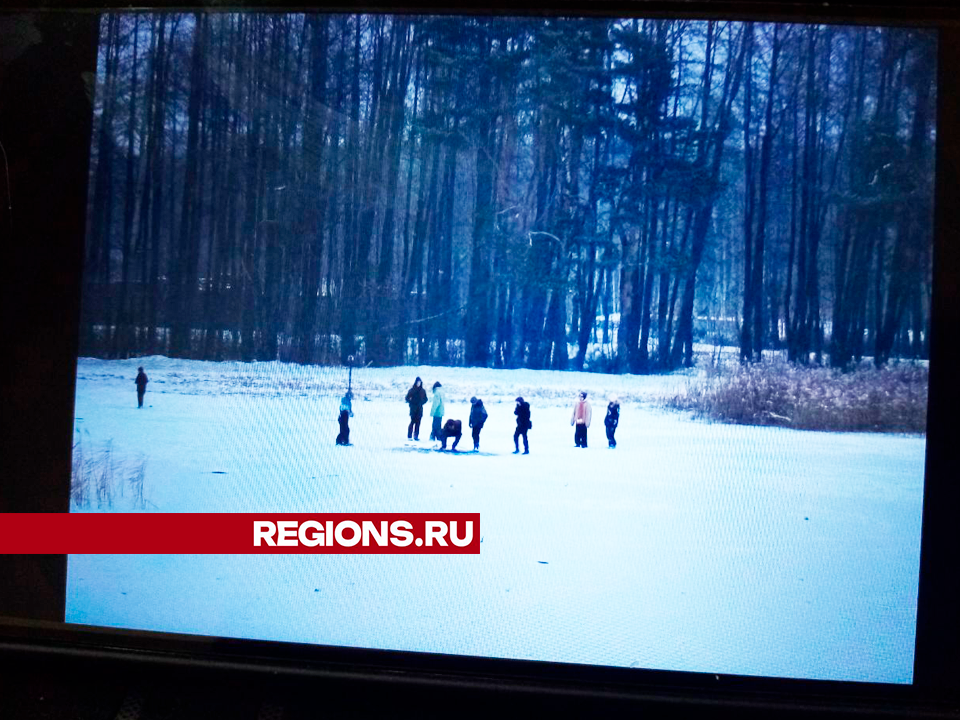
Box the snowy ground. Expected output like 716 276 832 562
66 356 925 684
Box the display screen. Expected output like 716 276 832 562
66 11 934 684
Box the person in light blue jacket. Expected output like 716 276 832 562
429 382 445 442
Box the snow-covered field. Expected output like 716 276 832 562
66 356 925 684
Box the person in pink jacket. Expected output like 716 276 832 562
571 391 592 448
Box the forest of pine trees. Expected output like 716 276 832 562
80 13 937 372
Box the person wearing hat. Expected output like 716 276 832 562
570 391 592 448
135 366 149 408
405 376 428 440
604 395 621 448
429 381 445 443
513 397 531 454
468 397 488 452
336 390 354 446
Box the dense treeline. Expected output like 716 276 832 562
80 13 936 371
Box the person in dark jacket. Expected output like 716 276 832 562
336 390 354 446
405 377 428 440
135 367 148 408
513 397 531 454
440 419 462 451
468 397 488 451
604 396 620 448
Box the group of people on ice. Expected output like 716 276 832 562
398 376 620 453
404 378 491 452
132 364 620 452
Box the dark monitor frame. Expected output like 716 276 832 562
0 1 958 716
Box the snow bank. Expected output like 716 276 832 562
75 356 695 407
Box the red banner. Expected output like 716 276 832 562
0 514 480 554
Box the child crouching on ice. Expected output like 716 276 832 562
440 419 462 451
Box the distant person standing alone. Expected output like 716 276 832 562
429 382 445 443
571 391 592 448
405 377 428 440
135 367 148 408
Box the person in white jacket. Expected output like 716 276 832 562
570 391 592 448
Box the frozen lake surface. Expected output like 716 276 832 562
66 357 925 683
